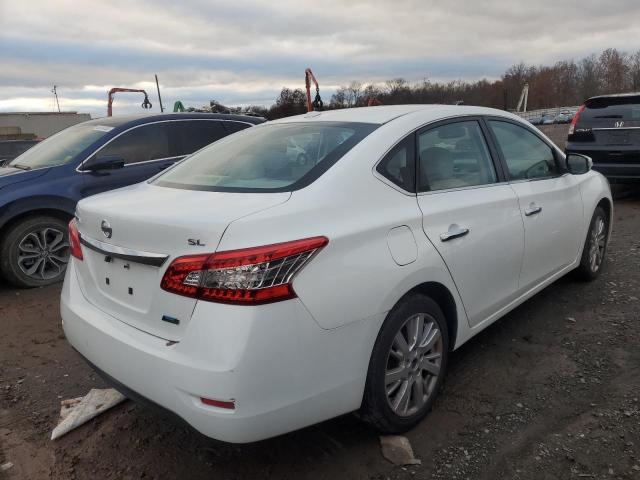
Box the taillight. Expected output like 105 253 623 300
161 236 328 305
200 397 235 410
568 104 585 135
68 218 83 261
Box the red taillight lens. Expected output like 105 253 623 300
68 218 83 261
160 253 208 298
160 236 328 305
200 397 235 410
568 104 585 135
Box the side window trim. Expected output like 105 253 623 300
482 116 566 182
416 116 504 194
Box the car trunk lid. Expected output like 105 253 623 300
73 183 290 341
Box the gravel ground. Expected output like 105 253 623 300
1 188 639 480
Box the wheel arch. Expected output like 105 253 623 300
402 281 458 351
596 196 612 224
0 198 76 241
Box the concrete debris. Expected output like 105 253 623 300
1 462 14 471
380 435 421 466
51 388 126 440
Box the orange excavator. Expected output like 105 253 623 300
107 88 153 116
304 68 323 112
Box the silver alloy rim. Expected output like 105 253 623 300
385 313 443 417
17 227 69 280
588 216 606 273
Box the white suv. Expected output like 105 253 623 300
61 105 612 443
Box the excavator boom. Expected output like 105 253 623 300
304 68 323 112
107 88 153 116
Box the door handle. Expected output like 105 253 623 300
524 205 542 216
440 225 470 242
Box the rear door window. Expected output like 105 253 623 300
168 120 228 156
418 120 497 192
97 123 173 165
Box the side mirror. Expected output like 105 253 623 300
82 155 125 172
565 153 592 175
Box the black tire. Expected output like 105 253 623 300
575 206 609 281
0 215 70 288
359 294 449 434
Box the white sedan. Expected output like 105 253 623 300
61 105 612 443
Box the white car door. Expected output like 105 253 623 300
486 119 583 291
416 119 525 327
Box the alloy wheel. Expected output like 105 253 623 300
17 227 69 280
385 313 443 417
588 216 606 273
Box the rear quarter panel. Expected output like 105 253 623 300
216 118 470 345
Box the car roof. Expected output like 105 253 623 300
84 112 265 128
270 104 520 125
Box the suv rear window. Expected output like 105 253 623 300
153 122 377 192
579 95 640 127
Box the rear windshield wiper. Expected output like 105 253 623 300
593 115 624 119
10 164 32 170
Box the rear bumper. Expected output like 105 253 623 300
60 261 375 443
566 146 640 180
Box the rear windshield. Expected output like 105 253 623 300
581 96 640 125
152 122 377 192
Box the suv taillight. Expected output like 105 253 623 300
160 236 328 305
69 218 83 260
568 104 585 135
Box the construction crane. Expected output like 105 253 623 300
516 83 529 113
304 68 323 112
107 88 152 117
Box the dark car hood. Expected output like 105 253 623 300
0 166 50 190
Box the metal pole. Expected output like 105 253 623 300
52 85 61 112
155 75 164 113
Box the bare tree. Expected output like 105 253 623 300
599 48 628 94
550 61 579 106
578 54 601 100
267 87 307 119
330 88 347 109
629 50 640 91
344 81 363 107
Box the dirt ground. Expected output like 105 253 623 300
1 188 639 480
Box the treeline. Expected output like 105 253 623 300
238 48 640 120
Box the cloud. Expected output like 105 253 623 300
1 0 640 117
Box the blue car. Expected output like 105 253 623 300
0 113 264 287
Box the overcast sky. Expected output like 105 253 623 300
1 0 640 118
